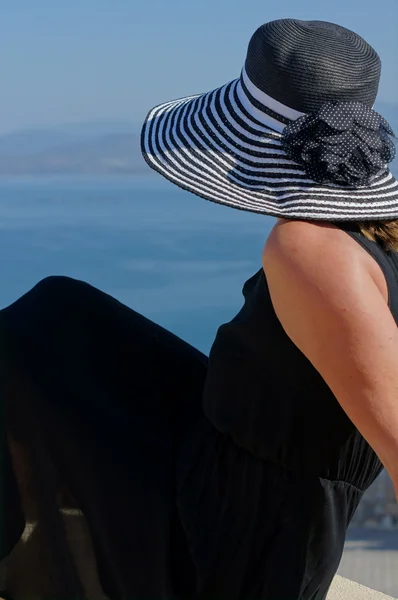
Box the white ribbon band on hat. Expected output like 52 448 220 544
238 68 305 132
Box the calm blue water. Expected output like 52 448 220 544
0 175 275 354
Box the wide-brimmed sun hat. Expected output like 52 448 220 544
141 19 397 221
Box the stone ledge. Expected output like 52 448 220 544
328 575 396 600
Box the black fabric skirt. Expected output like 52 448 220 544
0 276 364 600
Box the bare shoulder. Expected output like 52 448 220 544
264 219 361 270
263 219 387 303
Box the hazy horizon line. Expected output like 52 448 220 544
1 99 397 137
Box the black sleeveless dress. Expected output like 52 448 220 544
0 224 396 599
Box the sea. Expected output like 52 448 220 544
0 175 275 354
0 173 397 596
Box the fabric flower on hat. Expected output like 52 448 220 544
282 102 396 187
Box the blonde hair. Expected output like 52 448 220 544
358 221 398 252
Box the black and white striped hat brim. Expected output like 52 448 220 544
141 68 398 221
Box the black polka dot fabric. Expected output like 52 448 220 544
282 101 396 186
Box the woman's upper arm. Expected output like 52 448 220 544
262 221 398 484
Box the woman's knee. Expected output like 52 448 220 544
32 275 79 301
4 276 85 320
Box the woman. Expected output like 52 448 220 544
0 18 397 600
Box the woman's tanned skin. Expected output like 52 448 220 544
263 219 398 498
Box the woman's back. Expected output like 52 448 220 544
175 223 398 599
203 223 398 480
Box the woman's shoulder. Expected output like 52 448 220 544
262 218 388 304
265 219 357 256
263 218 364 274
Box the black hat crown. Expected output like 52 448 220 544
245 19 381 113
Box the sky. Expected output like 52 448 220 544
1 0 397 134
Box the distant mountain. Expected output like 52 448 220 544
0 107 396 176
46 119 140 137
0 120 140 156
0 120 149 175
